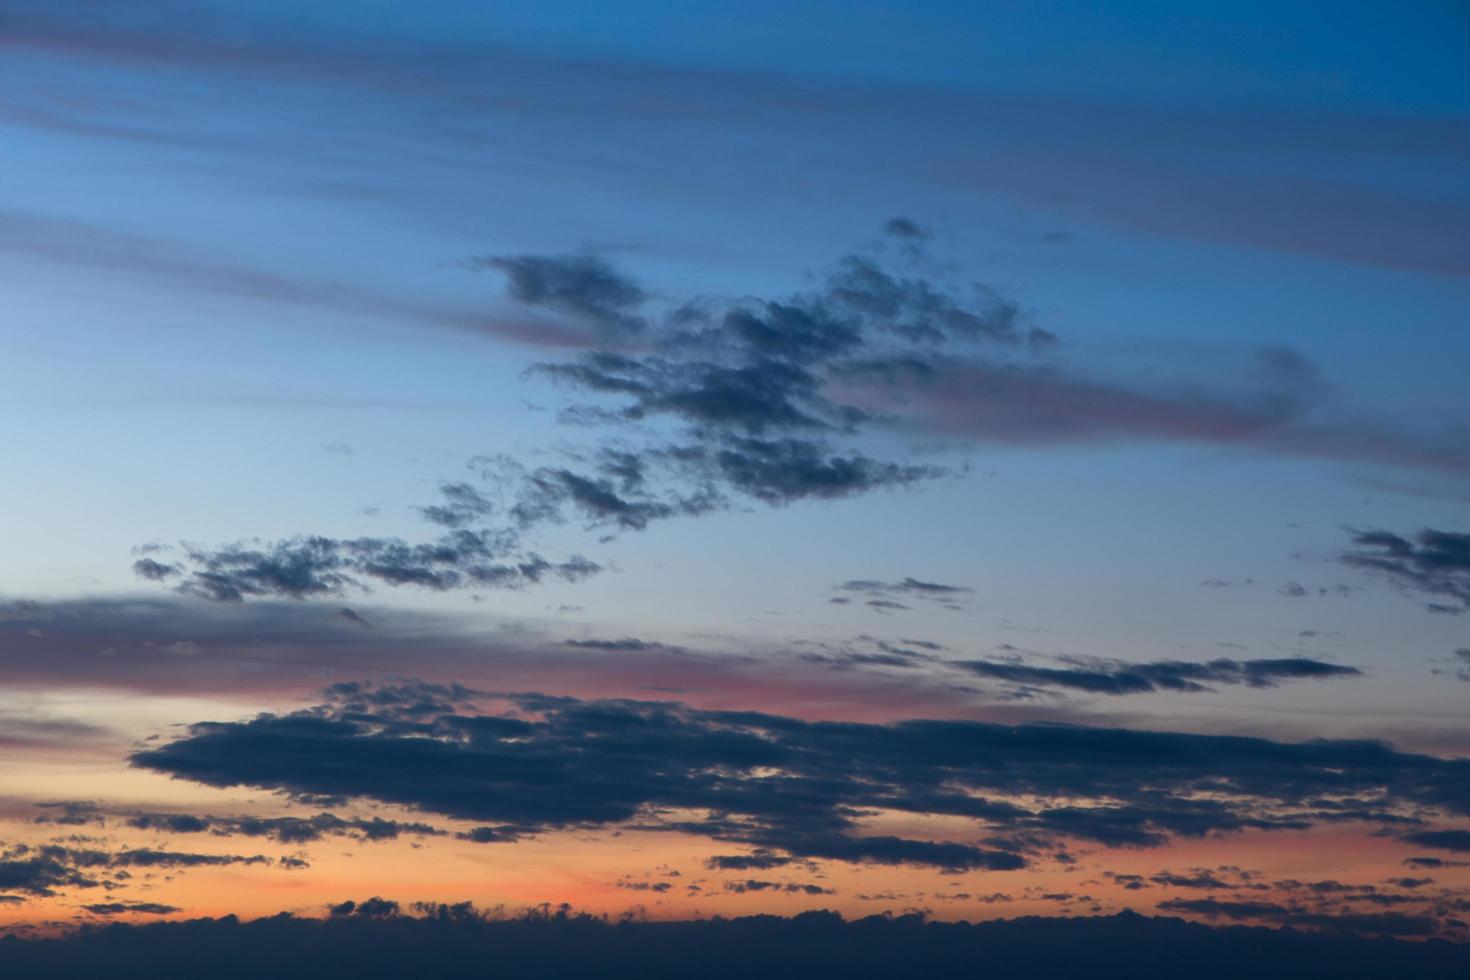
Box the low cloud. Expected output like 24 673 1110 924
130 682 1470 871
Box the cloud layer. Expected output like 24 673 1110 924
132 683 1470 871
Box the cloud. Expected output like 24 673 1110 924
148 481 602 602
120 811 443 845
958 656 1361 696
139 226 1470 604
1147 871 1236 890
0 842 268 897
0 904 1466 974
1400 830 1470 853
563 638 682 653
1341 528 1470 613
832 578 973 613
705 851 793 871
82 902 179 916
130 558 179 582
722 879 833 895
1154 898 1439 938
131 683 1470 870
881 217 931 241
468 254 647 339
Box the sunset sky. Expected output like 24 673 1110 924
2 0 1470 946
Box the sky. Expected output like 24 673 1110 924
2 0 1470 952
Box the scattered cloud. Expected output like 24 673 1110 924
1341 528 1470 613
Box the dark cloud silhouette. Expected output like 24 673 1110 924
121 811 443 845
1149 871 1236 890
1341 528 1470 612
1155 898 1439 938
0 842 269 897
1403 856 1470 869
146 481 603 602
723 879 834 895
959 656 1361 696
836 577 971 598
470 253 647 338
82 902 180 916
1401 830 1470 853
705 850 793 871
0 904 1465 977
130 558 179 581
832 577 972 612
130 683 1470 869
616 879 672 893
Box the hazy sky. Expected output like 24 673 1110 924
1 0 1468 940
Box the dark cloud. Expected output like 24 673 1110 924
130 558 179 581
130 683 1470 870
147 482 602 602
705 850 793 871
1340 528 1470 613
81 902 179 916
354 235 1038 562
958 656 1361 696
617 880 672 893
1149 871 1236 890
1401 830 1470 853
0 904 1466 976
723 879 834 895
0 842 268 897
881 217 931 240
1155 898 1439 938
471 253 647 338
121 811 443 845
1403 856 1470 869
836 578 971 598
832 577 972 613
330 897 402 919
564 638 682 653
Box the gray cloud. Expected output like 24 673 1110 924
959 656 1362 696
1341 528 1470 613
469 254 647 339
